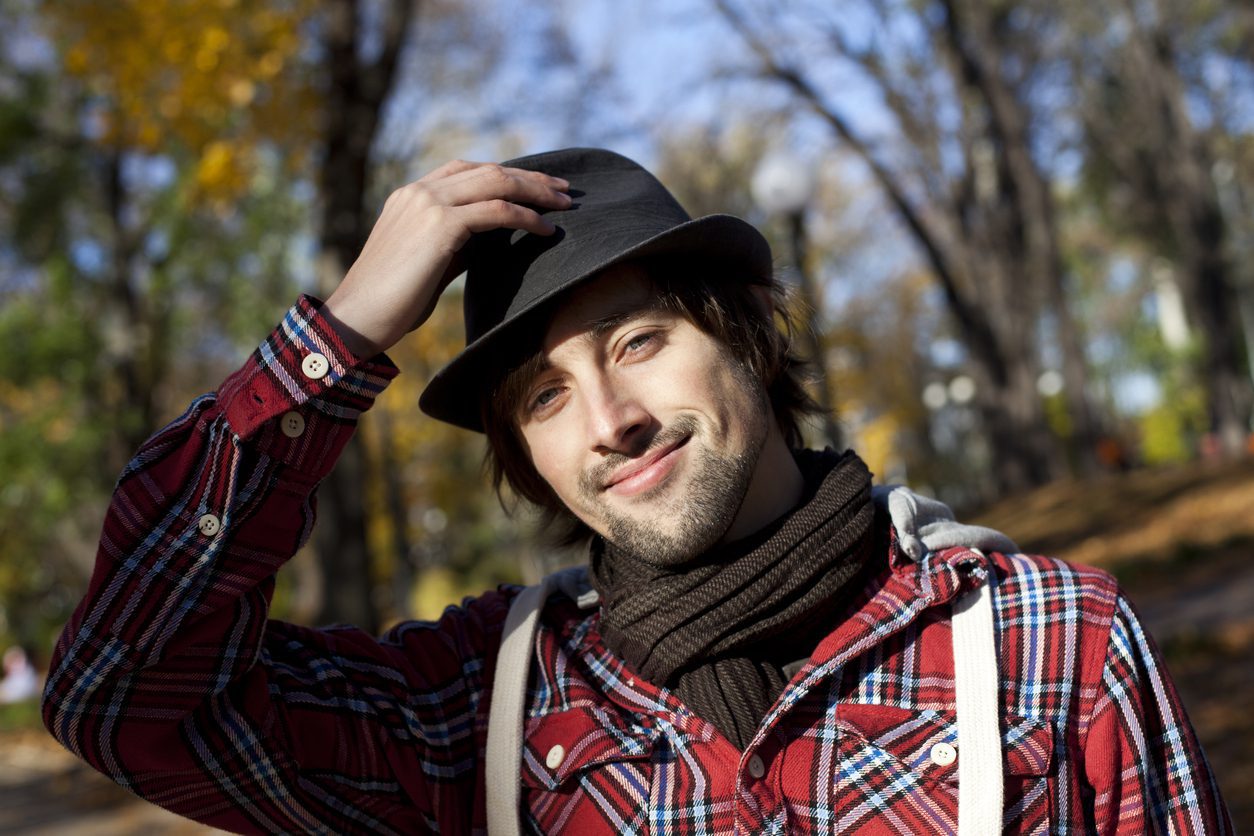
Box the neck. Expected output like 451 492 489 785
720 423 804 543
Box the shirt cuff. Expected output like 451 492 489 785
218 295 401 478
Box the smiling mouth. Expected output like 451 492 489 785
602 434 692 496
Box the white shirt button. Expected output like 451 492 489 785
301 352 329 380
198 514 221 536
930 742 957 767
280 411 306 438
747 754 766 779
545 744 566 770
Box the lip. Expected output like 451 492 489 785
603 435 690 497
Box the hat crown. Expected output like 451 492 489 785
462 148 691 345
419 147 772 431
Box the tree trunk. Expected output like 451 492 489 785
312 0 416 632
1086 0 1254 455
715 0 1070 493
102 150 154 469
1180 190 1253 453
790 212 843 450
939 0 1101 476
373 405 418 619
1153 54 1254 453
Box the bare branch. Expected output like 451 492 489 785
712 0 1005 381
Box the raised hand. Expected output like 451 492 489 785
322 160 571 357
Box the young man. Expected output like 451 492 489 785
44 148 1230 833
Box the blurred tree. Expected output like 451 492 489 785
0 0 312 652
713 0 1105 493
48 0 318 196
362 292 556 625
306 0 416 634
35 0 486 634
826 268 965 498
653 124 770 219
1066 0 1254 456
32 0 319 461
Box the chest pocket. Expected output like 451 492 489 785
833 703 1054 834
519 704 658 834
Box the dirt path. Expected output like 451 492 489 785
0 730 221 834
1114 546 1254 830
1124 545 1254 644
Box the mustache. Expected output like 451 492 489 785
579 415 699 496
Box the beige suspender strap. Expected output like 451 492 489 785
951 552 1004 835
486 576 557 836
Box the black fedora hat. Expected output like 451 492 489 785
418 147 773 431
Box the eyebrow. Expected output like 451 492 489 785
584 310 636 342
524 309 640 380
581 301 665 344
509 303 666 418
522 303 666 384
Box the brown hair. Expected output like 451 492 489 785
482 256 822 546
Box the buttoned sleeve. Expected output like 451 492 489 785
1082 592 1233 834
42 295 509 834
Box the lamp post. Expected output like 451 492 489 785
751 154 843 450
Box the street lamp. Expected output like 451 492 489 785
751 153 843 450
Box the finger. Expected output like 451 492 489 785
418 158 485 182
438 161 568 190
495 166 569 191
452 200 559 237
419 160 569 194
433 165 571 211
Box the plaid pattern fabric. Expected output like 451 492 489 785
44 297 1232 834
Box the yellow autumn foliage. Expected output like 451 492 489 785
43 0 319 204
0 378 68 427
376 286 496 511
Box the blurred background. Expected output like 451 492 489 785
1 0 1251 831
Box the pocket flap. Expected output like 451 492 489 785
837 703 1053 780
521 705 657 791
1001 713 1053 776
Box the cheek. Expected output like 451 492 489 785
521 426 580 502
703 359 763 424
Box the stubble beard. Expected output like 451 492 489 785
577 389 770 567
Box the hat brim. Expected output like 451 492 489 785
418 213 772 432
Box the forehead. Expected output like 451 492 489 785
542 262 657 350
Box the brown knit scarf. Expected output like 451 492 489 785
589 449 873 750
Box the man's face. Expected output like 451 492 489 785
514 264 776 565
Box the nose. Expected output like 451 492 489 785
584 378 650 453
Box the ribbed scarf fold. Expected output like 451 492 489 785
589 449 873 750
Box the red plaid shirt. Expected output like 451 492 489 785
44 296 1231 834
